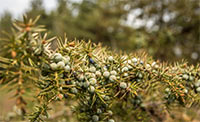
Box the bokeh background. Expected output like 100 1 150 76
0 0 199 120
0 0 199 64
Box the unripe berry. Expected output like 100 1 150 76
184 89 188 94
83 81 90 88
151 62 156 67
182 74 189 80
108 56 114 62
95 71 102 77
189 76 194 81
91 73 96 78
123 73 128 77
146 64 151 69
103 71 110 78
50 63 58 70
122 67 128 72
63 56 70 64
138 73 143 79
196 87 200 93
89 66 96 73
107 110 113 116
120 82 127 89
132 58 138 63
71 88 78 94
110 70 117 75
89 78 97 85
64 65 70 72
165 88 170 93
103 66 108 71
127 65 133 69
78 74 85 81
88 86 95 93
92 115 99 122
127 60 132 64
108 119 115 122
54 53 63 62
195 80 200 87
109 75 116 82
59 87 63 91
57 61 65 69
97 109 102 114
104 95 110 101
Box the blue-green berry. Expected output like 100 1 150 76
50 63 58 70
57 61 65 69
95 71 102 77
107 110 113 116
89 78 97 85
109 75 116 82
88 86 95 93
123 73 128 77
165 88 170 93
132 58 138 63
89 66 96 73
103 71 110 78
189 76 194 81
110 70 117 75
78 74 85 81
154 65 159 69
151 62 156 67
184 89 188 94
195 80 200 87
182 74 189 80
122 67 128 72
104 95 110 101
64 65 70 72
83 81 90 88
63 56 70 64
71 88 78 94
127 65 133 69
97 109 102 114
108 56 114 62
196 87 200 93
108 119 115 122
92 115 99 122
138 73 143 78
146 64 151 69
120 82 127 89
127 60 132 64
54 53 63 62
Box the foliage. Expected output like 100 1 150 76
0 16 200 122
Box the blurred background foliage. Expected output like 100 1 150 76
0 0 199 64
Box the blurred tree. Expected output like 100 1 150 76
25 0 53 32
0 11 12 36
0 11 13 50
0 0 199 63
126 0 200 63
73 0 136 48
50 0 76 39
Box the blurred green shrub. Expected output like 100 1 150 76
0 0 199 63
0 16 200 122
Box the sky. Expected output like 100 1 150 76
0 0 57 18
